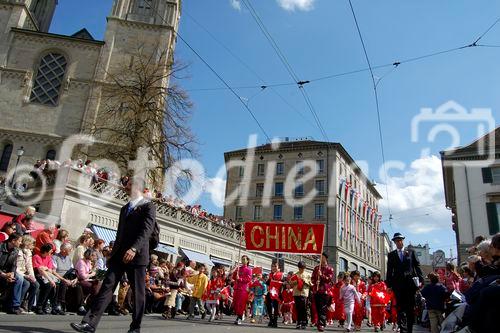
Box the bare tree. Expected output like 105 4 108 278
85 46 196 189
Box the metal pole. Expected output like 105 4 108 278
11 155 21 188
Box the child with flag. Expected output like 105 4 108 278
249 271 267 323
368 272 388 332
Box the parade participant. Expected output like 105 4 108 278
311 252 334 332
266 260 284 328
162 264 183 319
332 272 346 328
369 272 388 332
186 263 208 320
386 233 424 333
232 255 252 325
351 270 366 331
340 274 361 332
249 273 267 324
281 281 294 325
291 261 311 329
71 177 157 333
365 276 373 328
205 268 225 322
386 288 398 331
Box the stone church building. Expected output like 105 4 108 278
0 0 180 175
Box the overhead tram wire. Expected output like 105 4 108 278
348 0 393 222
142 0 272 143
183 10 318 130
240 0 331 142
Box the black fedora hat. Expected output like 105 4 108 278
392 232 405 241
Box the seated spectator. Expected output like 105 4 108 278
73 234 93 266
16 235 39 313
75 249 101 305
421 272 448 333
34 223 56 255
0 233 23 314
459 267 474 293
11 206 36 235
93 239 106 270
33 243 64 314
53 229 69 254
0 223 15 243
52 242 84 315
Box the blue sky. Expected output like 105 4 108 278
50 0 500 257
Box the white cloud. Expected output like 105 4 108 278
229 0 242 11
276 0 315 11
379 155 452 234
204 177 226 208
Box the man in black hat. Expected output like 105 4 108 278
386 233 424 333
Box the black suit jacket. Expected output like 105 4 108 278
109 199 156 267
386 248 424 292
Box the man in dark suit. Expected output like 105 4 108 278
71 178 156 333
386 233 424 333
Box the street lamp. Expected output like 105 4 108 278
11 146 24 188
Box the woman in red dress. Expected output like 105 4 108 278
231 255 252 325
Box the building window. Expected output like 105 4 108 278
360 267 367 278
273 205 282 220
492 167 500 183
296 160 304 175
257 163 265 176
239 166 244 178
235 206 243 221
30 53 67 106
45 149 56 160
276 162 284 175
314 203 325 219
253 205 262 220
349 262 358 272
315 179 326 195
339 257 348 272
256 183 264 197
294 182 304 197
317 159 324 173
294 206 303 220
486 202 500 234
133 0 153 15
0 144 13 172
274 182 283 197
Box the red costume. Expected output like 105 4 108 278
331 281 346 322
281 288 294 314
386 289 397 324
369 281 388 327
352 280 366 328
232 265 252 317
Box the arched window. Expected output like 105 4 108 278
0 144 13 171
30 52 67 106
46 149 56 160
339 257 348 272
348 262 358 272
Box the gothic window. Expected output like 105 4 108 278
45 149 56 160
30 53 67 106
0 144 13 172
134 0 153 15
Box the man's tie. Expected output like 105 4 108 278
399 250 403 262
126 203 134 216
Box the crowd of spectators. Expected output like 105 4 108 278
18 158 238 230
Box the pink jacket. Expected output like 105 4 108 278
233 265 252 292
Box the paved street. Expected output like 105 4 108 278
0 313 429 333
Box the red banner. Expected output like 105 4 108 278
244 222 325 254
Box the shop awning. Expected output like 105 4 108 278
155 243 177 256
90 225 117 245
180 248 214 266
210 256 233 267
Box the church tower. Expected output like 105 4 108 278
28 0 58 32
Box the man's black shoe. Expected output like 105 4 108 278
70 322 95 333
127 329 140 333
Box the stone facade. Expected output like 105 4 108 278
223 140 383 276
0 0 180 174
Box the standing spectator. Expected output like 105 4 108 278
16 235 39 313
34 223 56 255
73 234 93 266
0 233 23 314
311 252 335 332
421 273 448 333
53 242 83 315
12 207 36 235
444 263 460 293
53 229 69 254
32 243 58 314
386 233 424 333
291 261 311 329
186 263 209 320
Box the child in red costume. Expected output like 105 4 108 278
351 271 367 331
368 272 388 332
386 289 398 331
281 282 294 325
332 272 346 328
